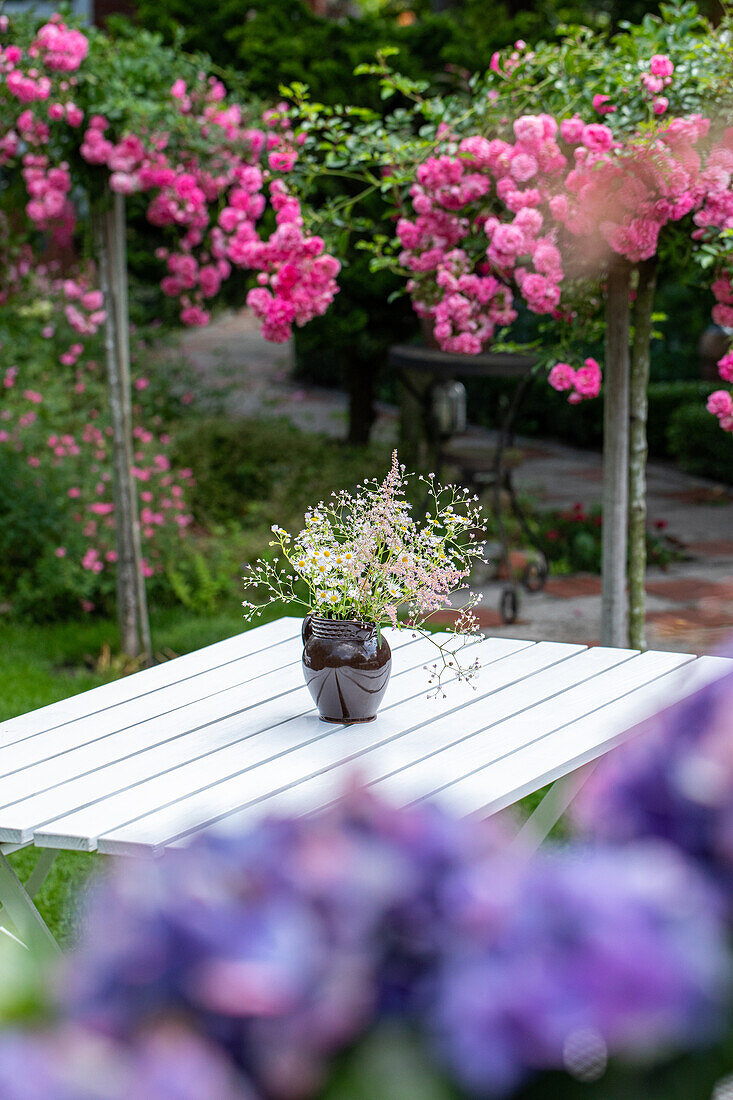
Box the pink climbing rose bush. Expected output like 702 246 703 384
0 13 340 342
391 35 733 430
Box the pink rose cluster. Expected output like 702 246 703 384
711 276 733 434
712 272 733 329
0 19 339 343
707 390 733 432
245 181 341 342
398 89 721 355
32 18 88 73
548 357 602 403
21 153 74 244
76 85 337 335
400 43 733 434
397 118 568 349
1 16 85 103
691 131 733 434
641 54 674 115
693 128 733 239
61 276 105 345
555 113 709 264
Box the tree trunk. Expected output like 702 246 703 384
93 192 152 661
628 257 657 650
601 259 632 647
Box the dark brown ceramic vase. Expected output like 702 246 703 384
302 614 392 723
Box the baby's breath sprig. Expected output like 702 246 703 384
243 450 487 692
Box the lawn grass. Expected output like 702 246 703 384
2 604 268 943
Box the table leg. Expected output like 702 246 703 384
510 763 597 857
24 849 58 899
0 850 60 954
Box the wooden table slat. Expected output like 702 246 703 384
373 649 695 807
0 617 302 746
175 644 641 844
0 633 308 780
421 654 730 817
90 640 588 855
35 636 538 852
0 627 441 846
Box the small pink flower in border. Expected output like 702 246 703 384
650 54 674 78
592 94 616 116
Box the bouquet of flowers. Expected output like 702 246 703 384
242 452 485 696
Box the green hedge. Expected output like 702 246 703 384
464 376 732 481
667 401 733 483
466 376 714 455
131 0 602 107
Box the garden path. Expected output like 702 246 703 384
177 309 733 655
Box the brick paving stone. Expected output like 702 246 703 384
659 487 733 505
430 607 508 629
645 577 733 602
645 622 732 655
687 540 733 558
646 606 733 629
544 574 603 598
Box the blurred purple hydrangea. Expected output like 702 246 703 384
66 796 495 1098
0 792 728 1099
573 663 733 893
431 841 727 1096
0 1025 250 1100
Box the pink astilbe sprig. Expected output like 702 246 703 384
242 451 486 695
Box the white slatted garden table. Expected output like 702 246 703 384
0 615 730 950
